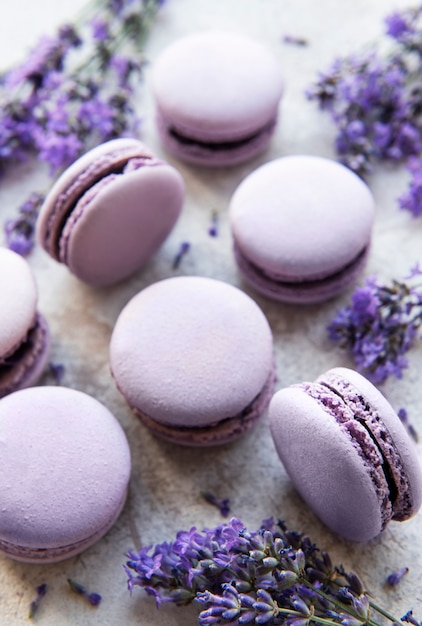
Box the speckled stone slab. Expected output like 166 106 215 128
0 0 421 623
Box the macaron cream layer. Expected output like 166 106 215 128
131 362 277 446
0 488 127 563
0 313 50 399
157 109 278 166
233 240 369 304
296 380 397 530
315 368 420 522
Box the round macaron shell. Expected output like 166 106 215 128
36 138 184 286
61 163 184 286
152 31 283 165
318 367 422 520
152 31 283 141
109 276 274 429
269 386 386 541
36 138 154 260
0 248 38 358
0 386 131 562
229 155 375 300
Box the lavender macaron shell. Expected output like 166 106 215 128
36 138 184 286
110 276 275 445
152 31 283 166
229 155 375 303
0 387 131 563
0 248 50 397
36 138 153 259
269 368 422 541
60 163 184 286
0 247 38 357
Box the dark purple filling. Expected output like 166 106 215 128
168 119 276 151
131 363 277 446
0 324 38 374
314 376 411 522
234 241 368 290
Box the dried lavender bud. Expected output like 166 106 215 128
48 362 65 386
28 583 47 619
201 491 231 517
283 34 308 46
172 241 191 269
208 210 219 237
402 610 420 626
67 578 102 607
328 271 422 383
398 408 419 442
386 567 409 586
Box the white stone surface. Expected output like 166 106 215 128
1 0 422 623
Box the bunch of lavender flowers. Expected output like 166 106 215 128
125 516 418 625
307 4 422 209
1 0 162 253
327 269 422 384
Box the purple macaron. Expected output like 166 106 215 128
36 138 185 286
109 276 275 446
269 367 422 541
0 386 131 563
0 247 50 398
229 155 375 303
151 31 284 167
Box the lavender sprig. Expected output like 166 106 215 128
307 4 422 191
1 0 162 253
327 271 422 383
125 517 418 625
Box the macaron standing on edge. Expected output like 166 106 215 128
0 386 131 563
0 247 50 398
110 276 276 446
229 155 375 304
36 138 185 286
152 31 284 167
269 367 422 541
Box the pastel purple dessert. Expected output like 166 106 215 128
110 276 276 446
0 386 131 563
151 31 284 167
229 155 375 303
269 367 422 541
36 138 185 286
0 247 50 398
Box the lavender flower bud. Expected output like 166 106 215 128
387 567 409 586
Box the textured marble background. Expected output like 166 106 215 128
1 0 421 624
